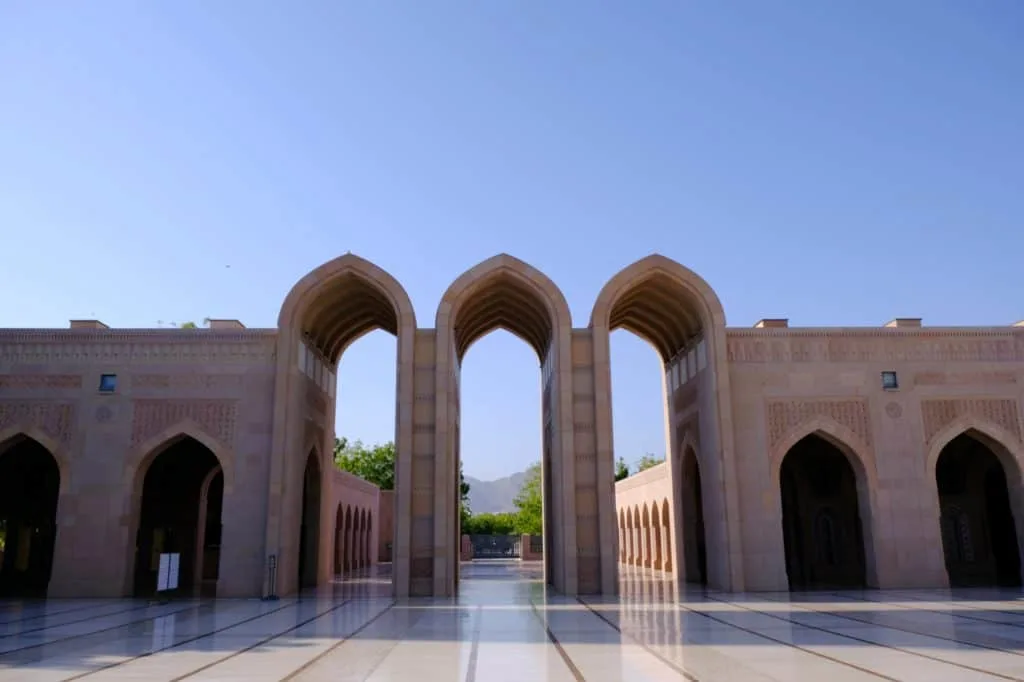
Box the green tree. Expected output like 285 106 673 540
512 462 543 535
334 438 395 490
463 512 517 535
459 461 472 529
614 457 630 482
636 453 664 473
176 318 211 329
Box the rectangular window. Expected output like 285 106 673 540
881 371 899 390
98 374 117 393
687 349 697 377
696 339 707 371
297 342 307 373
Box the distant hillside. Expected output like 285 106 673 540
465 471 526 514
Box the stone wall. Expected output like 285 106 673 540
0 327 278 597
726 326 1024 590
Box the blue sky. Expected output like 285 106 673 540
1 2 1021 480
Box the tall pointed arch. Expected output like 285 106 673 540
591 254 743 591
267 253 416 597
433 254 580 595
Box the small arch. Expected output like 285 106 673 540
642 504 652 568
632 506 642 566
436 253 572 361
651 501 663 570
661 499 673 573
334 504 345 575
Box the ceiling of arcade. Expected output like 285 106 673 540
608 272 704 362
451 271 553 362
301 273 399 364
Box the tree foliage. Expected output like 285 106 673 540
462 512 518 535
334 437 395 490
636 453 664 473
511 462 543 535
614 457 630 482
334 437 472 522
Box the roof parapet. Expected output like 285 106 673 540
69 320 109 329
884 318 922 328
207 319 246 330
754 319 789 329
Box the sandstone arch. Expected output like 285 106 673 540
268 253 416 597
591 254 742 590
433 254 579 595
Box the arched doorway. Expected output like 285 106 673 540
0 435 60 598
779 434 866 590
680 448 707 585
298 451 321 589
935 432 1022 587
133 437 223 597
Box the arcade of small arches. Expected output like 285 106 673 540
333 504 374 575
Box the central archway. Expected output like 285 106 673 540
271 253 416 597
434 254 575 596
0 435 61 598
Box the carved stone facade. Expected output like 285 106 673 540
0 254 1022 599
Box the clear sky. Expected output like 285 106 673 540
1 2 1021 481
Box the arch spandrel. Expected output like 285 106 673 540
769 416 877 491
127 422 234 492
0 426 70 488
926 417 1024 483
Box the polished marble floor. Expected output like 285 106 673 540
3 562 1024 680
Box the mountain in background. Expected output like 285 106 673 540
465 471 526 514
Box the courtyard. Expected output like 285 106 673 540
1 562 1024 681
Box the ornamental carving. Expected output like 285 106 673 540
727 330 1024 364
131 400 237 449
0 401 75 445
921 399 1022 444
913 372 1017 386
0 375 82 389
767 399 872 451
0 334 276 365
131 374 245 390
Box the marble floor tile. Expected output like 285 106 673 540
2 563 1024 681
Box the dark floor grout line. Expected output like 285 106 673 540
0 601 167 639
61 598 303 681
753 591 1024 657
700 594 1024 682
576 597 701 682
0 601 206 659
0 600 125 627
279 600 397 681
526 600 585 682
669 596 900 681
828 589 1024 627
344 605 428 680
463 605 484 682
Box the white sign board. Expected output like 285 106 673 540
156 552 181 592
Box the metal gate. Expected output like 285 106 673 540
469 534 521 559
